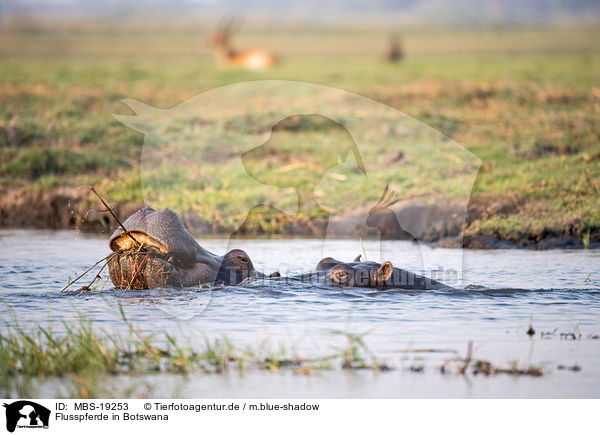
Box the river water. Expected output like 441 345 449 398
1 229 599 398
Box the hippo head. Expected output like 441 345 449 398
107 207 258 289
316 257 393 288
313 256 453 290
109 207 201 269
215 249 257 285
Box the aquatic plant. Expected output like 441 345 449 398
0 307 377 397
582 229 590 249
3 303 593 398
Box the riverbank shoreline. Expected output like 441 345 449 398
2 27 598 250
1 186 597 249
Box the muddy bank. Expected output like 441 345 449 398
0 187 143 233
325 196 599 249
0 187 597 249
324 199 467 242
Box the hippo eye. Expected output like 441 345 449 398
329 265 353 286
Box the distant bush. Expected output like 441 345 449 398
1 148 124 179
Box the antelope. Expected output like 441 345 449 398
210 19 278 70
386 35 404 63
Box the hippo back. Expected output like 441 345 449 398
109 207 201 268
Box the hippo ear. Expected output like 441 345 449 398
113 99 162 133
353 254 361 262
376 261 393 283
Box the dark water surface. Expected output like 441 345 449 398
1 229 599 398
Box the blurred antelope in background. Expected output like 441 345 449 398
210 19 278 70
386 35 404 63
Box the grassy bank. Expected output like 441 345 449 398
0 24 599 243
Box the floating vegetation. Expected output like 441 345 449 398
61 186 154 293
557 364 581 372
539 324 588 340
435 341 545 377
2 308 570 397
332 329 389 371
472 360 544 377
3 303 597 398
560 323 583 340
0 307 385 397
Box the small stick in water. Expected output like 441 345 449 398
89 185 140 247
61 251 118 292
458 341 473 374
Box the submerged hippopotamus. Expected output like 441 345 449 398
298 255 452 290
107 208 451 291
108 207 258 289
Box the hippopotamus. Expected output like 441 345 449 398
297 255 453 290
108 207 258 289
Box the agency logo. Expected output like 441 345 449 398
2 401 50 433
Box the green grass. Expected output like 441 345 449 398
2 305 562 398
1 23 599 237
0 306 386 397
